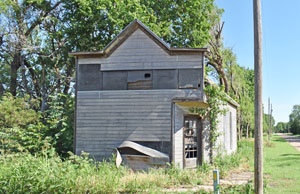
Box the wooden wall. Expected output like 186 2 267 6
76 90 203 160
78 29 203 70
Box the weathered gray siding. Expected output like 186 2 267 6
202 103 238 162
77 64 102 91
215 103 237 155
78 29 203 71
173 105 185 168
76 89 203 160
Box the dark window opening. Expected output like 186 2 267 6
144 73 151 78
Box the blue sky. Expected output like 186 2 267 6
215 0 300 123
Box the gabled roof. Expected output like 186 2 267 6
69 19 208 58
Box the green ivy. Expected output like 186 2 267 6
191 85 228 163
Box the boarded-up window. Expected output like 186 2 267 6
178 69 201 89
153 70 178 89
103 71 127 90
78 64 102 91
127 71 152 90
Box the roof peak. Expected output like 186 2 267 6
70 19 208 57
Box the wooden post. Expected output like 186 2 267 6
253 0 264 193
268 98 271 141
270 104 273 137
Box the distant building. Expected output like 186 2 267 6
70 19 238 168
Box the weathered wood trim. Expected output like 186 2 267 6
74 57 78 154
200 54 205 94
170 102 174 163
182 116 185 168
198 118 204 166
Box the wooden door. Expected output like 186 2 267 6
183 116 202 168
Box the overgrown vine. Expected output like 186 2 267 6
191 84 228 163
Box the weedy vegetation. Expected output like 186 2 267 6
0 140 254 194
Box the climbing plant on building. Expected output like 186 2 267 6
191 84 228 163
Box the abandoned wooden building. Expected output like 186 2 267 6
70 19 238 169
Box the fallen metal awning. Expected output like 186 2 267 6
116 141 169 171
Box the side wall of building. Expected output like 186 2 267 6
201 103 238 162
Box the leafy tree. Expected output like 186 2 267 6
274 122 289 133
0 0 221 156
263 113 275 135
0 0 63 97
289 105 300 134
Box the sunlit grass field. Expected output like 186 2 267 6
263 135 300 194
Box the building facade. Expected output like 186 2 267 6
70 19 238 168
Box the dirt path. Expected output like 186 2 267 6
277 133 300 152
162 171 253 193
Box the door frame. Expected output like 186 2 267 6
183 115 203 168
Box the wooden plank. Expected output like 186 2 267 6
96 89 202 95
77 98 171 102
101 62 202 71
76 134 170 139
77 91 99 99
77 89 203 99
77 124 171 128
103 55 202 63
78 122 170 130
77 116 170 120
76 119 171 124
77 131 171 136
76 108 170 113
77 112 170 117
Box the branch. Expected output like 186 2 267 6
25 1 62 37
23 59 41 97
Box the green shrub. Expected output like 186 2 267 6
44 93 74 157
0 94 49 154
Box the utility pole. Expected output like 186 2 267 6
253 0 263 193
270 104 273 136
268 98 271 141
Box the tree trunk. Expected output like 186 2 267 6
237 109 241 141
24 59 41 98
246 123 250 139
10 52 21 96
0 81 4 97
219 69 229 93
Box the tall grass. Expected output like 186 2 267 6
214 140 254 177
0 152 123 193
0 140 253 193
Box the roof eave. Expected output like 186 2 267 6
68 51 105 57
